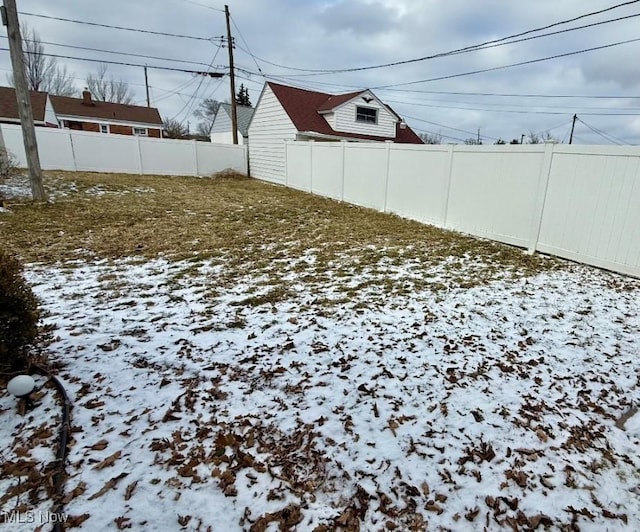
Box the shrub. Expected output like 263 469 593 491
0 147 18 184
0 250 40 371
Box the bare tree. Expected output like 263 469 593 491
86 64 134 104
419 132 442 144
194 98 222 136
163 118 189 139
526 130 559 144
8 24 76 96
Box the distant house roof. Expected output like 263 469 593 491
217 103 254 137
266 82 422 144
0 86 50 124
50 92 163 126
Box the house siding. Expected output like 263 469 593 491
248 85 297 183
211 110 244 144
333 93 396 137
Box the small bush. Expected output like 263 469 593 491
0 147 18 183
0 249 40 371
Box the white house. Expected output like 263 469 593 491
247 81 423 183
210 103 254 145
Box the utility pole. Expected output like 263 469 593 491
1 0 46 201
569 113 578 145
144 66 150 107
477 128 481 145
224 4 238 144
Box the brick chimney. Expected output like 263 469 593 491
82 90 93 106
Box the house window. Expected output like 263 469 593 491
100 124 109 134
356 106 377 124
133 127 148 136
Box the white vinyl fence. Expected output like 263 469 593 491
0 123 247 176
284 140 640 278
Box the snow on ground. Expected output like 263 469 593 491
1 255 640 531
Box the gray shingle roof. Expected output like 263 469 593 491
219 103 254 137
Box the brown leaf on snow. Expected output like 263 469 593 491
425 501 444 514
114 516 132 530
249 504 303 532
465 506 480 521
536 428 549 442
420 482 430 497
88 472 129 500
63 481 87 503
65 514 91 528
83 399 105 409
124 480 138 501
92 450 122 470
89 439 109 451
528 514 554 528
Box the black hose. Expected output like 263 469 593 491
32 365 72 532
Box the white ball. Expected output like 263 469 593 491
7 375 36 398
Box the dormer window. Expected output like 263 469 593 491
356 106 377 124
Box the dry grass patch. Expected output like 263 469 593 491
0 171 560 301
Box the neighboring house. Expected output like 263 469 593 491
0 86 163 137
210 103 254 145
0 86 58 127
247 81 422 182
51 91 163 137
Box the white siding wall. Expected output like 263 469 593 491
333 92 396 137
284 140 640 278
248 85 297 183
321 111 336 130
44 97 57 126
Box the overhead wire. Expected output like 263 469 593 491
0 35 217 69
233 1 640 74
18 11 224 42
577 118 628 144
372 37 640 89
0 47 226 76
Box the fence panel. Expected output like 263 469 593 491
310 143 343 200
285 142 312 191
446 146 544 248
139 137 195 175
196 141 247 175
343 143 388 210
385 144 449 225
71 131 140 173
537 146 640 276
0 124 247 177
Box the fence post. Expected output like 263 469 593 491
527 141 555 254
340 140 346 201
68 131 78 172
383 140 392 212
283 141 288 185
192 139 199 176
308 140 314 193
135 135 143 175
442 143 455 229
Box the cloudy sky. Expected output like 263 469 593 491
2 0 640 144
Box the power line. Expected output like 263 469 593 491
180 0 225 12
235 1 640 74
384 97 640 113
0 47 226 76
18 11 224 42
375 88 640 100
230 14 265 78
577 118 628 144
373 37 640 89
0 35 217 68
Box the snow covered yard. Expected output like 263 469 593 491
1 172 640 531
